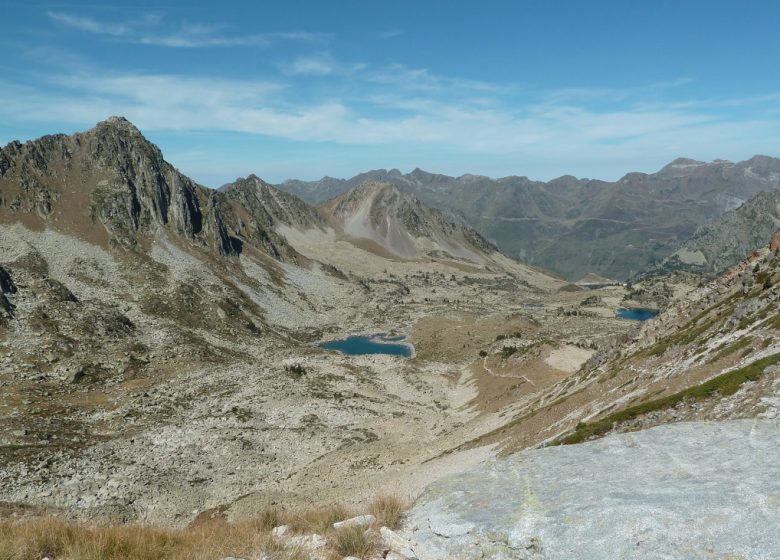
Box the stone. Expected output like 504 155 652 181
405 420 780 559
288 533 327 550
0 293 14 318
386 552 414 560
333 513 376 529
0 266 16 294
271 524 289 538
770 227 780 252
67 368 86 384
380 526 417 559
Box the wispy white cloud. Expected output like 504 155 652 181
47 11 130 36
2 69 777 159
378 28 403 39
282 53 336 76
365 63 504 94
46 11 327 48
281 52 368 76
545 78 695 104
2 50 779 183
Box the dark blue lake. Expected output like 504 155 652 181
319 333 413 357
616 308 660 321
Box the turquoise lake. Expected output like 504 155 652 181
319 333 413 357
616 308 660 321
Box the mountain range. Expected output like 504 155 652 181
278 156 780 281
0 118 561 522
2 118 780 555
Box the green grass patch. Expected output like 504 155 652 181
708 336 754 364
558 353 780 445
764 313 780 330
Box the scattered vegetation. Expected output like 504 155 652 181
0 494 410 560
286 503 351 534
641 314 720 357
500 346 518 359
708 336 754 364
495 331 522 341
368 493 408 530
0 516 293 560
559 353 780 445
756 270 773 289
579 295 602 307
764 312 780 330
330 524 377 557
284 363 307 379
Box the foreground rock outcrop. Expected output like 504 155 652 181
404 420 780 559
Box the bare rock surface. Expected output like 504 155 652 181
333 514 376 529
404 420 780 559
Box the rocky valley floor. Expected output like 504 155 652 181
0 219 642 526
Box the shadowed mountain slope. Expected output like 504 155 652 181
654 187 780 278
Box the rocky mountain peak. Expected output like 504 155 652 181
324 180 496 262
353 180 404 197
0 118 311 263
84 116 163 167
664 157 705 168
220 173 325 236
95 115 143 134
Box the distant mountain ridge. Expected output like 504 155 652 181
277 156 780 280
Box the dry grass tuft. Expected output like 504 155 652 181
0 516 292 560
368 493 409 530
329 524 378 558
0 494 409 560
252 506 286 532
287 503 352 534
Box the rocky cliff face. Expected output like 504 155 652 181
278 156 780 280
0 117 306 264
219 174 325 261
322 181 497 262
2 118 205 250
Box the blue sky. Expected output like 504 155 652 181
2 0 780 187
